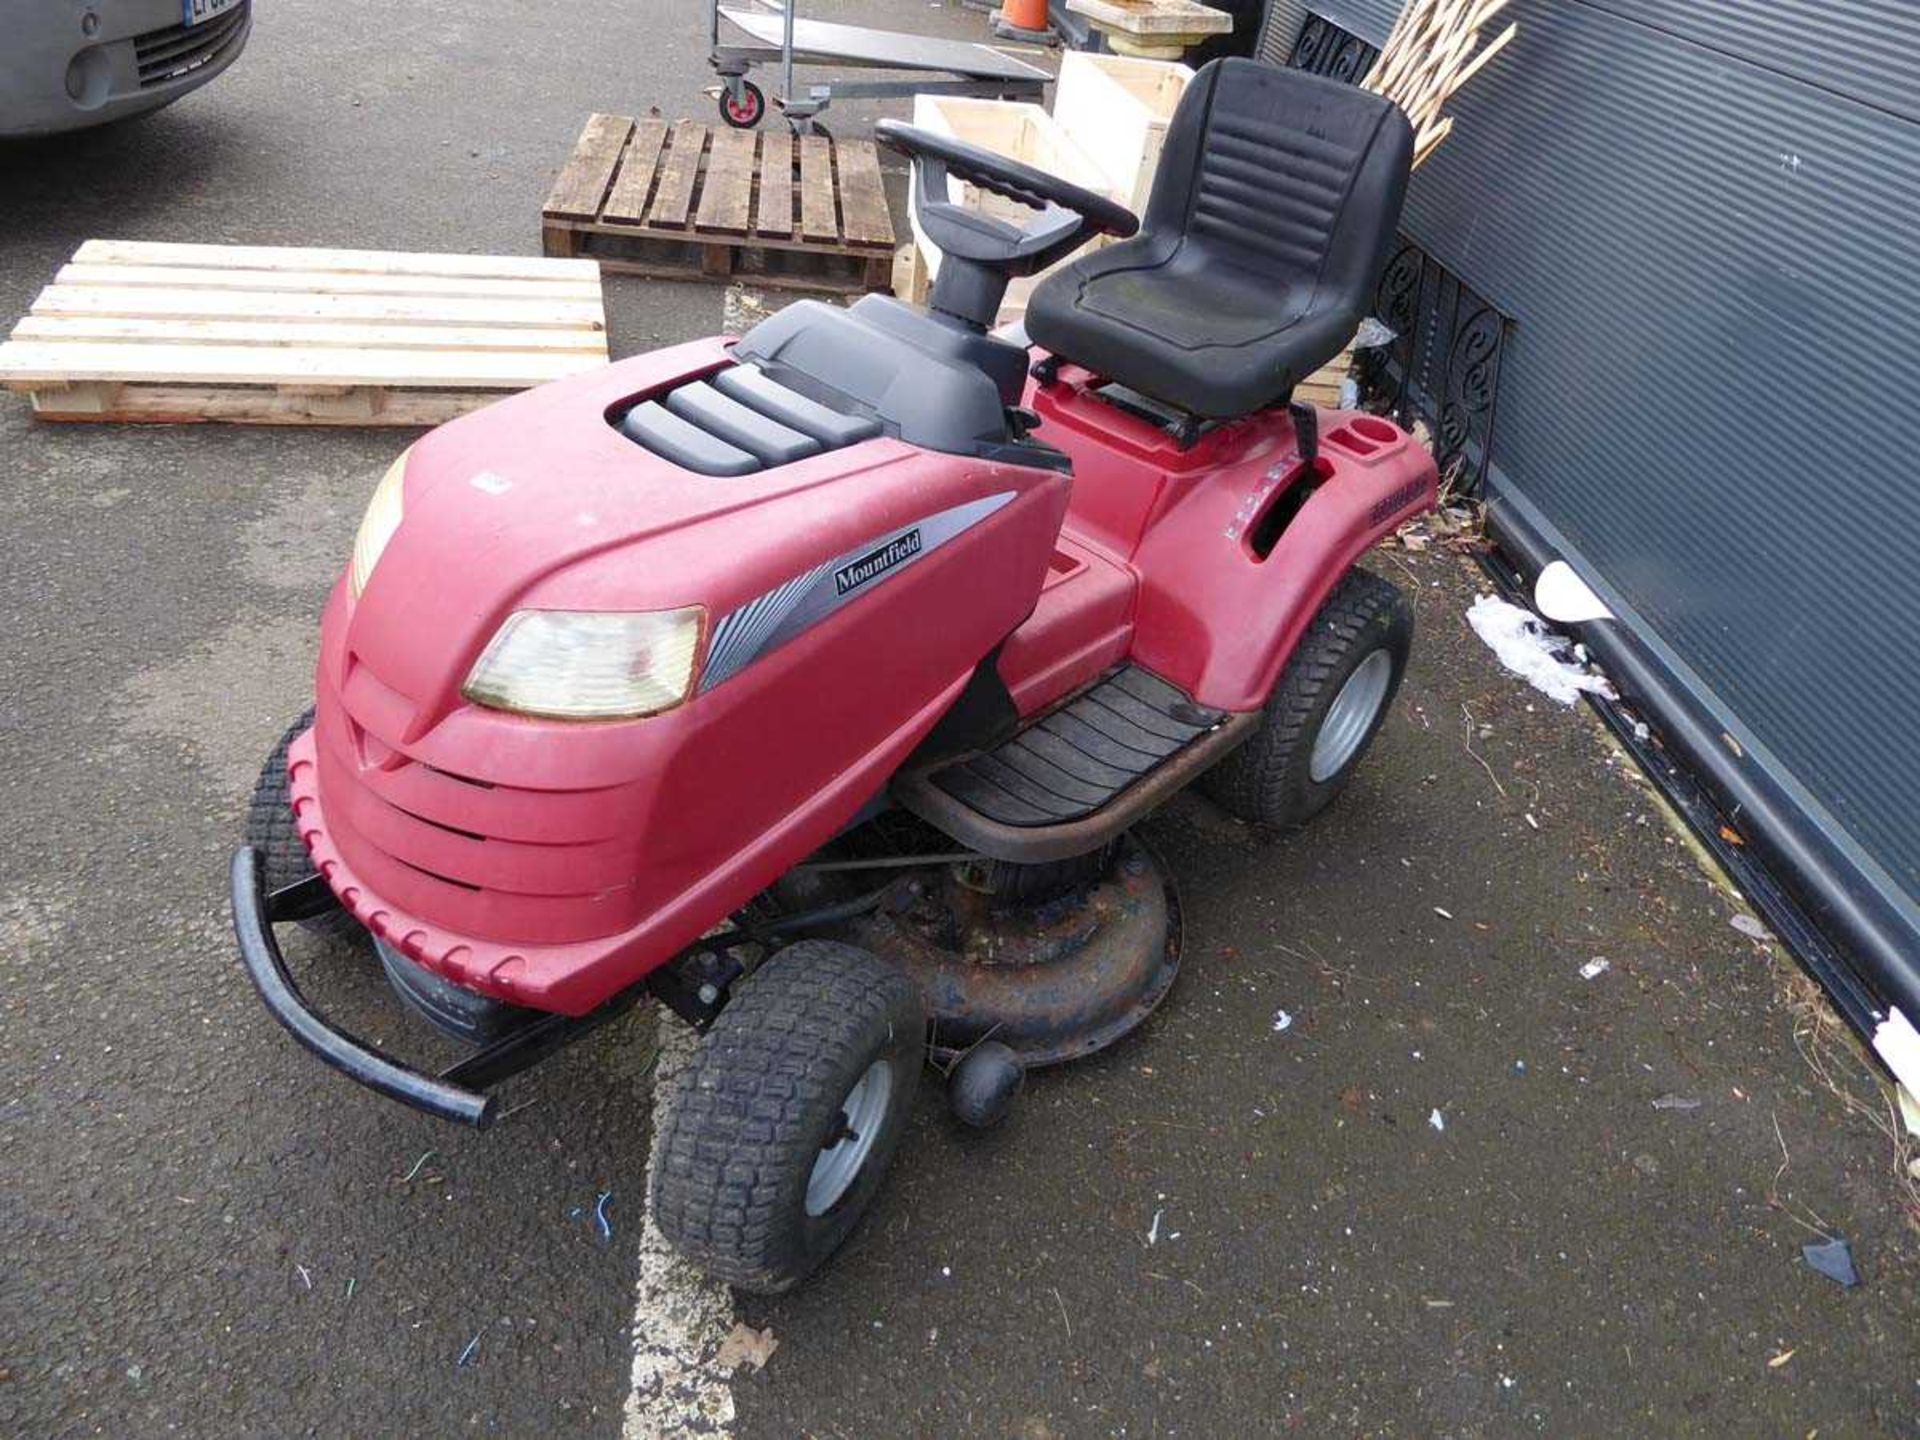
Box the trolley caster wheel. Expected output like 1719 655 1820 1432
718 80 766 129
948 1041 1024 1129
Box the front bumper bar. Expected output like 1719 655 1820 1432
230 847 498 1127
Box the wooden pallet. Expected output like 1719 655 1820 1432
542 114 896 294
0 240 609 425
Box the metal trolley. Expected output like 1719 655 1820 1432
707 0 1050 131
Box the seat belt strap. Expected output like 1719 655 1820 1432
1288 400 1320 470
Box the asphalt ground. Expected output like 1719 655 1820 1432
2 3 1916 1436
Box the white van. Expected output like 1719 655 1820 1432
1 0 252 137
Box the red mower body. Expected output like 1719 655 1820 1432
288 340 1435 1017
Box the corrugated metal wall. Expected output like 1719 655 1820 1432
1257 3 1920 953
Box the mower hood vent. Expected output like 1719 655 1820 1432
614 363 881 476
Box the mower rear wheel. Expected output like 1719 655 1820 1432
246 708 361 944
1202 567 1412 830
651 939 924 1293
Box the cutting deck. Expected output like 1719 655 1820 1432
0 240 608 425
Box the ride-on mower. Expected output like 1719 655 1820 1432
232 60 1434 1292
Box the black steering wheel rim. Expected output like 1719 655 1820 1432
874 119 1138 241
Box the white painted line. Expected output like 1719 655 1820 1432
623 1012 739 1440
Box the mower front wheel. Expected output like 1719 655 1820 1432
246 708 362 944
651 940 924 1293
1203 567 1413 830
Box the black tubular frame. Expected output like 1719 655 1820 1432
230 847 648 1127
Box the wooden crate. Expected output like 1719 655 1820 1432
1051 52 1192 213
1296 342 1358 410
0 239 609 425
907 96 1119 325
542 114 895 294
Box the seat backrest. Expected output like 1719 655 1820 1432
1148 58 1412 306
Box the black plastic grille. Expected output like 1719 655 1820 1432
133 2 250 89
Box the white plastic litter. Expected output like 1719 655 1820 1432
1428 1109 1446 1132
1272 1009 1294 1033
1872 1008 1920 1112
1465 595 1617 707
1534 560 1616 624
1900 1084 1920 1140
1652 1094 1702 1111
1579 957 1610 980
1352 316 1397 349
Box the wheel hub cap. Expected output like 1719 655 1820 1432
805 1059 892 1217
1310 648 1393 783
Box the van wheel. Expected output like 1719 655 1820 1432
1202 568 1412 830
651 940 924 1293
245 708 362 943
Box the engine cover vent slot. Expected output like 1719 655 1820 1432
614 363 881 476
619 402 759 476
711 364 881 448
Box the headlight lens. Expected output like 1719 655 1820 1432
349 451 409 597
462 608 705 720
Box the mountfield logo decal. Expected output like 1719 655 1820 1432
1367 478 1431 526
834 529 923 595
702 493 1011 693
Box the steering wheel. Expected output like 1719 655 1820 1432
875 120 1140 330
876 119 1139 244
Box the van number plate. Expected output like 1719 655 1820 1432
183 0 241 26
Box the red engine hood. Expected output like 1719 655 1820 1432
347 339 933 752
301 338 1073 1010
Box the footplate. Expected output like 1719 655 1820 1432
894 665 1258 862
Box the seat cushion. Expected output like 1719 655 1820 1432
1076 250 1311 352
1030 242 1323 417
1026 59 1412 420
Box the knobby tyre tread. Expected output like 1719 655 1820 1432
650 940 924 1293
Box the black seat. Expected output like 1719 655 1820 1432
1025 59 1413 420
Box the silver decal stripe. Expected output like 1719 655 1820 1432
700 491 1016 692
704 560 833 689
